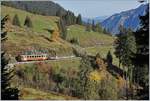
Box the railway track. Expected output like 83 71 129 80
7 56 81 68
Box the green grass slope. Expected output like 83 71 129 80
19 87 77 100
2 5 74 57
1 5 59 34
67 25 115 47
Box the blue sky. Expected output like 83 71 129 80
52 0 146 18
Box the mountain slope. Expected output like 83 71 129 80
1 5 59 34
2 5 74 57
2 5 115 58
67 25 115 47
82 16 108 24
2 1 67 16
101 4 148 34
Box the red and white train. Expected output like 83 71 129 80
19 54 48 61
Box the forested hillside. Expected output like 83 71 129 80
2 1 66 16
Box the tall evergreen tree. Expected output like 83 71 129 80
56 8 63 17
95 23 103 33
92 20 96 32
133 6 149 91
76 55 93 99
114 26 137 99
103 28 111 35
56 18 67 40
24 16 33 28
76 14 82 25
106 50 113 66
85 19 91 32
1 15 19 100
12 14 21 27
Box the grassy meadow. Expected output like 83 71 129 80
67 25 115 47
1 5 59 34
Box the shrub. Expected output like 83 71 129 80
12 14 21 26
69 38 79 45
24 16 33 28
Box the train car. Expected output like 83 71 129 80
19 54 48 61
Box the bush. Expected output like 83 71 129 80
24 16 33 28
12 14 21 26
69 38 79 45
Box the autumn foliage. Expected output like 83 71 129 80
50 30 61 42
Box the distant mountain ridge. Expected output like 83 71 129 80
101 4 148 34
82 16 108 24
2 1 67 16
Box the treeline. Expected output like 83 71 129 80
114 7 149 99
12 14 33 28
1 15 19 100
85 19 111 35
2 1 67 16
2 1 83 26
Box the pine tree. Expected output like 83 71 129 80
95 23 103 33
85 19 91 32
12 14 21 27
107 51 113 66
114 26 137 99
103 28 110 35
24 16 33 28
56 18 67 40
1 15 19 100
76 55 93 99
92 20 96 32
133 6 149 91
76 14 82 25
115 27 136 70
56 8 63 17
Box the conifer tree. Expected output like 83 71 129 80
114 26 137 99
1 15 19 100
12 14 21 27
24 16 33 28
76 55 93 98
56 9 63 17
56 18 67 40
115 27 136 73
133 6 149 91
95 23 103 33
76 14 82 25
92 20 96 32
85 19 91 32
107 51 113 66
